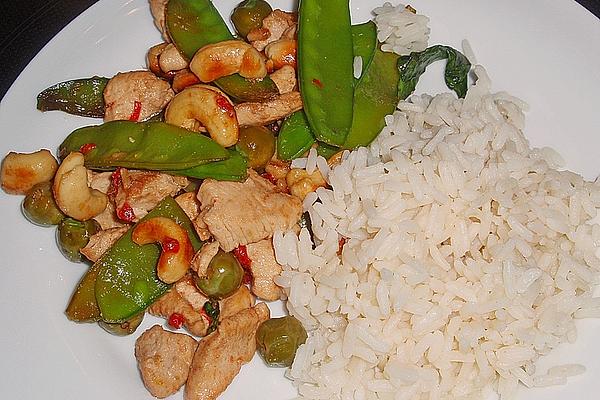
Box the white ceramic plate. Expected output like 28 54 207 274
0 1 599 399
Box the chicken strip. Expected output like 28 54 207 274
269 65 297 95
246 239 283 301
248 10 296 51
148 276 255 337
80 226 129 262
113 169 188 222
104 70 174 122
190 241 219 275
235 91 303 127
197 169 302 251
184 303 270 400
135 325 197 398
149 0 170 42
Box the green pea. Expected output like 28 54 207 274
21 181 64 226
237 126 275 170
256 316 307 367
194 250 243 300
98 312 144 336
56 218 100 263
231 0 273 38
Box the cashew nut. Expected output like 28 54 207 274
147 43 172 79
172 69 201 93
159 43 188 73
286 168 327 200
1 149 58 195
132 216 195 284
52 152 108 221
165 85 239 147
189 40 267 83
265 38 297 70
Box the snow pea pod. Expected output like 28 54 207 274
344 23 401 149
277 111 315 161
59 121 229 171
96 197 202 323
298 0 354 147
170 148 248 182
37 76 108 118
65 197 201 323
166 0 278 102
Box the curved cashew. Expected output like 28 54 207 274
172 69 201 93
1 149 58 195
132 216 194 284
147 43 171 79
52 152 108 221
265 39 297 70
165 85 239 147
189 40 267 83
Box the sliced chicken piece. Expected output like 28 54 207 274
113 169 188 222
135 325 196 398
193 212 212 241
220 285 255 320
149 0 170 42
269 65 296 95
246 239 282 301
148 276 210 337
249 10 296 51
80 226 129 262
184 303 270 400
104 71 174 122
87 171 126 229
148 276 255 337
235 91 303 127
175 192 200 221
190 241 219 275
197 169 302 252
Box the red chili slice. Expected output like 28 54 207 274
312 78 323 89
162 237 180 253
108 168 122 198
261 172 278 185
128 101 142 121
168 313 185 329
79 143 97 155
215 95 235 118
117 202 135 223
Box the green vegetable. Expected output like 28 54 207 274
398 45 471 100
21 181 64 226
344 22 401 149
93 197 201 323
298 0 355 147
59 121 229 171
231 0 272 38
37 76 108 118
166 0 278 102
256 316 308 367
237 126 275 170
202 300 220 334
56 218 100 263
65 262 102 322
276 111 315 161
316 142 339 160
172 148 248 182
98 312 144 336
194 250 243 300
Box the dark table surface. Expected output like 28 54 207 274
1 0 599 102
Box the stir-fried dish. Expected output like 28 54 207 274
2 1 600 399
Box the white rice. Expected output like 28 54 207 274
372 2 430 55
274 65 600 399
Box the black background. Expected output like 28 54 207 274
1 0 599 101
